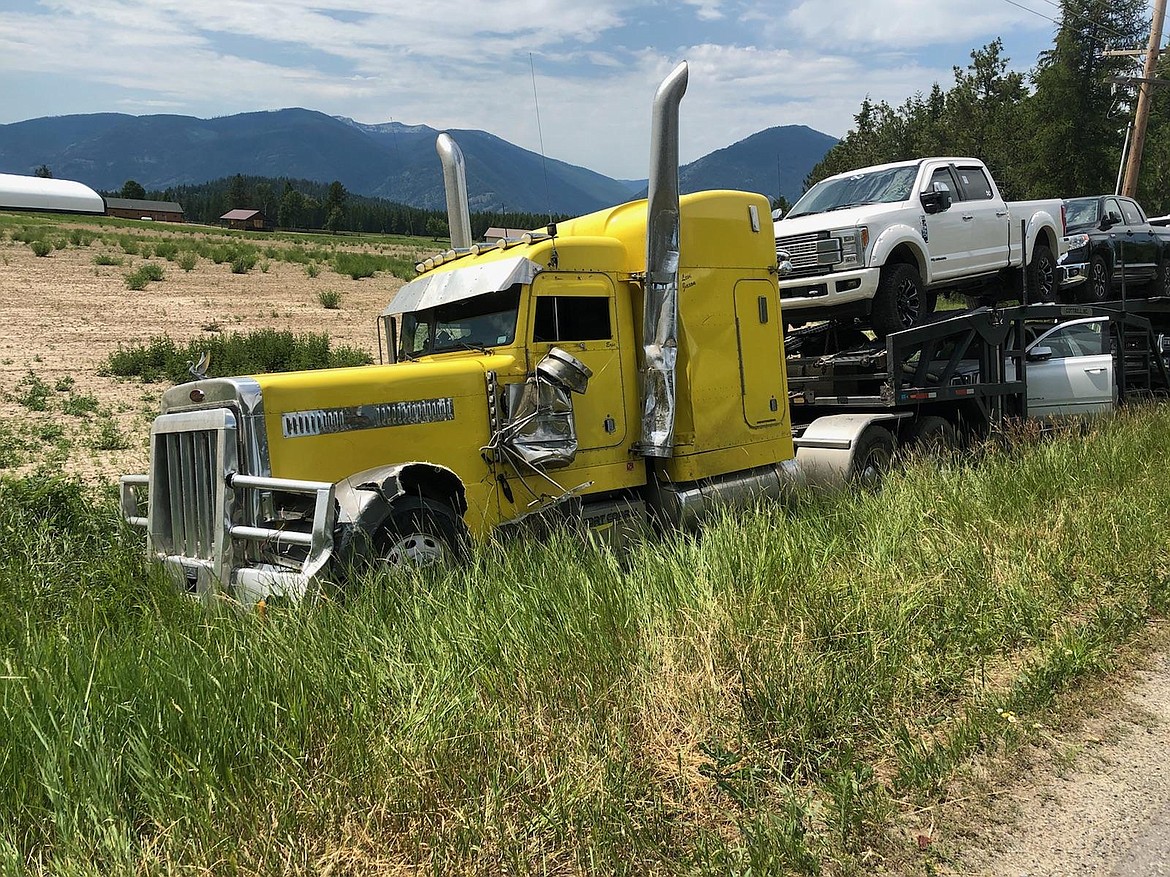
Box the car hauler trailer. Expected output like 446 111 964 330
119 64 1170 605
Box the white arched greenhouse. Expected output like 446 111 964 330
0 173 106 215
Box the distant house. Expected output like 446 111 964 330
105 197 184 223
483 226 533 243
220 208 270 231
0 173 105 215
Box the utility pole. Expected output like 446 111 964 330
1121 0 1167 197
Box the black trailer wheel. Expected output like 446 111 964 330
872 264 928 339
905 415 959 457
374 498 468 569
1026 243 1056 303
848 425 895 488
1077 255 1111 304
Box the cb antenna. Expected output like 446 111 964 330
529 53 554 226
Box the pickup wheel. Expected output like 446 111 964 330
872 264 928 339
848 425 895 489
1077 255 1111 304
1026 243 1056 303
374 498 469 569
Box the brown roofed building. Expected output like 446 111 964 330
220 209 270 231
106 197 184 222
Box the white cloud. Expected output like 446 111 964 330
0 0 1056 178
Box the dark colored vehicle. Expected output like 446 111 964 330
1059 195 1170 303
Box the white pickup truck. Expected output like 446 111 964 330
773 157 1067 337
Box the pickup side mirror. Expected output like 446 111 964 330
920 189 952 215
1027 345 1053 362
771 207 785 221
1099 212 1121 231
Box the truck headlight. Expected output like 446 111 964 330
833 227 867 267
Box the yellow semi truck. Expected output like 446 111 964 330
121 62 1168 603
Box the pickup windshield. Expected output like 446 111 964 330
399 285 521 358
787 166 919 218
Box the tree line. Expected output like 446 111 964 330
100 174 563 240
806 0 1170 214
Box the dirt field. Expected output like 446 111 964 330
0 218 418 482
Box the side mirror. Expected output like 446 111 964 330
921 189 952 215
1100 212 1121 231
1027 345 1053 362
771 207 785 221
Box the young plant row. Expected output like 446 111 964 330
0 407 1167 874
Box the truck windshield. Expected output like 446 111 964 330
787 166 918 218
399 284 521 357
1063 198 1100 228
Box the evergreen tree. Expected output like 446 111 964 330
227 174 250 209
1027 0 1146 198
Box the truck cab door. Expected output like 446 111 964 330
1118 198 1157 286
953 164 1008 274
527 272 628 453
1025 318 1114 418
920 166 968 280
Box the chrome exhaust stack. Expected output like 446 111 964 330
639 61 688 458
436 132 473 250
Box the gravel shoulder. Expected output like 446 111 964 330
939 625 1170 876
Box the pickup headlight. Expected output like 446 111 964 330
1060 233 1090 263
820 227 869 268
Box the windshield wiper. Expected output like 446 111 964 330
441 340 493 355
825 200 877 212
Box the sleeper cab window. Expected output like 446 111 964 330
533 295 612 343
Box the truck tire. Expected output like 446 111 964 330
374 497 469 568
848 425 895 488
1077 255 1111 304
872 264 928 339
905 415 959 456
1025 243 1056 303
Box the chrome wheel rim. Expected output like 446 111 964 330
1034 254 1055 301
1090 262 1108 301
381 532 448 567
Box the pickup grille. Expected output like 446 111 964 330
776 231 831 277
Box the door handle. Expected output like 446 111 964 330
962 214 974 221
1084 367 1107 374
996 210 1009 217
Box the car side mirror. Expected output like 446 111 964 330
921 189 952 215
771 207 785 221
1027 345 1053 362
1100 212 1121 231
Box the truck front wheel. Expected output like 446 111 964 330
374 498 468 568
1077 256 1111 303
872 264 928 339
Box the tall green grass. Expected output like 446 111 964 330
103 329 374 383
1 409 1169 873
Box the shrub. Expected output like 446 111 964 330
29 240 51 257
124 263 164 290
94 253 123 266
305 261 321 278
317 289 342 309
104 329 372 383
62 393 99 417
13 371 51 411
154 241 179 260
177 252 197 272
332 252 378 280
119 237 139 255
91 417 129 450
231 254 258 274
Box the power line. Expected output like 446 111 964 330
999 0 1138 49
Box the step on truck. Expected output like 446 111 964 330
773 158 1068 338
119 64 1167 604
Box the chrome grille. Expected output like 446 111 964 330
148 408 238 569
776 231 830 277
160 428 217 560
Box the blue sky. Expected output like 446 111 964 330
0 1 1133 179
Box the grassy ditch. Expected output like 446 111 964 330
1 409 1169 874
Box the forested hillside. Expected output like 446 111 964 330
808 0 1170 213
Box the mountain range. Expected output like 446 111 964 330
0 109 836 215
